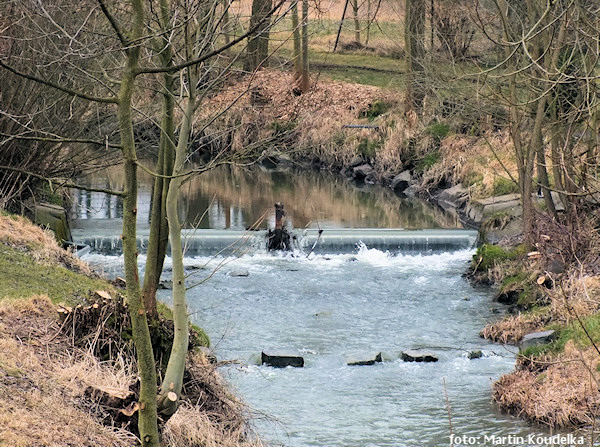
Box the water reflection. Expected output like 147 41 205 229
70 165 462 230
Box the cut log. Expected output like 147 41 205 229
94 290 112 300
85 384 134 408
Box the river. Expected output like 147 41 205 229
71 165 552 446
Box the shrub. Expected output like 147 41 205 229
493 176 519 195
360 100 390 120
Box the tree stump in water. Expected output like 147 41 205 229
267 202 292 251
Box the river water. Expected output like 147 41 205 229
71 166 551 446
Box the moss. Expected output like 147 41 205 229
426 122 451 141
501 272 528 288
190 324 210 348
521 315 600 358
472 243 526 271
0 245 114 305
493 176 519 195
360 100 390 120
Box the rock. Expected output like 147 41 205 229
436 185 469 210
229 269 250 277
468 350 483 360
159 280 173 290
390 171 412 192
352 164 374 180
348 156 365 168
520 330 556 351
347 352 383 366
401 350 438 363
261 351 304 368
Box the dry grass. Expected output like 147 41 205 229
0 295 261 447
480 311 550 345
493 342 600 428
0 296 137 447
162 403 264 447
0 213 90 274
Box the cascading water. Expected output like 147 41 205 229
72 166 556 446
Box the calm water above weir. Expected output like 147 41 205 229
72 167 551 446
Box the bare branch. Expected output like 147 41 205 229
0 60 118 104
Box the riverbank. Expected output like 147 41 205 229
198 70 517 228
201 69 600 431
470 219 600 429
0 213 260 446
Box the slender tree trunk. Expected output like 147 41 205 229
300 0 309 91
351 0 360 44
157 32 198 417
223 0 230 51
118 2 160 443
366 0 371 45
404 0 426 112
142 0 176 320
333 0 350 52
291 0 302 81
143 73 174 320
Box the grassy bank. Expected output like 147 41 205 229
471 220 600 429
0 214 258 446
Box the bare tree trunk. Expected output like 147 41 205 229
291 0 302 81
300 0 310 91
157 17 198 416
245 0 273 71
404 0 426 112
223 0 230 51
366 0 371 45
118 2 160 442
333 0 351 52
351 0 360 44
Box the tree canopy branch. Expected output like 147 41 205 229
0 165 126 197
135 0 287 75
0 60 119 104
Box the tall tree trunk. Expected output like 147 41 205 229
351 0 360 43
300 0 309 91
222 0 230 51
157 31 198 417
366 0 371 45
245 0 273 71
118 1 160 444
404 0 426 112
142 53 175 320
291 0 302 81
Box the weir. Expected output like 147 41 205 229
72 228 478 256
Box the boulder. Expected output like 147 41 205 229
353 164 374 180
401 350 438 363
519 330 556 351
261 351 304 368
347 352 383 366
229 269 250 277
390 171 412 192
159 280 173 290
436 185 469 211
467 350 483 360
